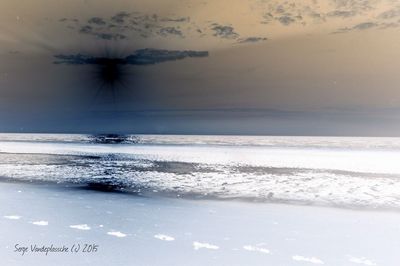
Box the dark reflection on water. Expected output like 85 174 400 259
83 178 128 193
89 134 138 144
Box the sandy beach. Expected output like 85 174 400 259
1 180 399 266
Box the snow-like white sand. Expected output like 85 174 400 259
0 181 399 266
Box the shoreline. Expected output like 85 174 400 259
1 177 400 214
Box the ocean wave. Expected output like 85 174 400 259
1 151 400 210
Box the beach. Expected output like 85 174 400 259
1 181 399 266
1 134 400 265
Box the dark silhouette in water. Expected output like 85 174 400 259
84 180 123 192
90 134 137 144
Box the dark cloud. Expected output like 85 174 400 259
94 32 127 40
59 18 79 23
378 7 400 19
54 48 208 66
237 37 267 44
211 24 239 39
278 15 296 26
63 12 199 40
327 10 356 18
158 27 183 37
261 13 274 24
128 14 163 38
259 1 315 26
333 21 378 33
54 49 208 100
276 5 286 14
111 12 130 24
88 17 106 25
258 1 381 27
160 17 190 23
308 11 324 20
332 0 373 13
353 22 378 30
379 22 400 29
78 25 127 40
79 25 93 34
332 27 351 34
126 49 208 65
259 2 304 26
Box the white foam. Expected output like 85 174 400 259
3 215 21 220
154 234 175 241
349 256 377 265
107 231 127 238
292 255 324 264
243 245 270 254
193 241 219 250
69 224 91 230
3 139 400 175
31 221 48 226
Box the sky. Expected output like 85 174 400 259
1 0 400 135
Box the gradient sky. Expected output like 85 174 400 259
1 0 400 135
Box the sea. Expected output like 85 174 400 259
1 133 400 210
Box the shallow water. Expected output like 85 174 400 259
1 134 400 209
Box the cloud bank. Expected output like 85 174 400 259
54 48 209 65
